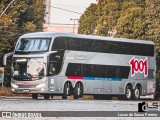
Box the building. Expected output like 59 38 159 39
44 0 78 33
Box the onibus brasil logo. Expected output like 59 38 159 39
129 57 148 77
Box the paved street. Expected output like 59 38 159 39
0 96 160 120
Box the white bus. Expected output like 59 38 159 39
3 32 156 100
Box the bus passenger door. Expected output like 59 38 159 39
48 51 64 93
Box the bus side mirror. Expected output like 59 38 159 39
3 52 14 66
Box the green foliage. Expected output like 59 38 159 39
78 3 98 35
115 1 145 39
78 0 160 82
0 0 46 85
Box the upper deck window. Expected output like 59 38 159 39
16 38 51 52
52 37 154 57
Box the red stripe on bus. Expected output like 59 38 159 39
67 76 83 80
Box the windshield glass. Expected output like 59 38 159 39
12 58 44 81
15 38 50 52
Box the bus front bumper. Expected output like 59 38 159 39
11 79 50 94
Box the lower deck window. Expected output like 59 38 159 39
65 63 130 79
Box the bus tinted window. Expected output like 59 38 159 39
80 39 94 51
52 37 65 50
48 50 65 75
66 37 80 50
148 45 154 56
52 37 154 57
93 65 106 77
82 64 93 77
94 40 105 52
66 63 82 76
66 63 130 79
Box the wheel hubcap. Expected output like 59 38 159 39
67 87 69 95
78 87 80 96
135 88 139 98
126 89 131 99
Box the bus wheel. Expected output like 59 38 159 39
44 94 50 100
62 83 69 99
73 83 83 99
32 94 38 99
133 86 141 100
125 85 132 100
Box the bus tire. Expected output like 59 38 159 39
62 83 69 99
32 93 38 99
44 94 50 100
133 86 141 100
73 83 83 99
125 85 132 100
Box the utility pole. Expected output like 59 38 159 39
70 18 78 33
0 0 15 18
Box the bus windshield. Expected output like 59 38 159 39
15 38 50 52
12 58 44 81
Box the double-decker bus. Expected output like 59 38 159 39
3 32 156 100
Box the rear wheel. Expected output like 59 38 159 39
133 86 141 100
73 83 83 99
32 94 38 99
44 94 50 100
125 85 132 100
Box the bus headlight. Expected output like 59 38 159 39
36 82 46 88
11 83 18 88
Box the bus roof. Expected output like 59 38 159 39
20 32 154 45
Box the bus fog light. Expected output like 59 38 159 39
36 82 46 88
12 88 15 91
11 83 18 88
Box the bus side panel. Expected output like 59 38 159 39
84 80 104 94
111 81 124 95
103 81 112 94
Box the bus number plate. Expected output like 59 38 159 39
23 90 30 92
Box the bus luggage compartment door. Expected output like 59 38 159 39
104 80 112 94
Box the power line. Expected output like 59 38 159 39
46 5 83 15
44 23 78 25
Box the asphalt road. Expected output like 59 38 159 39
0 96 160 120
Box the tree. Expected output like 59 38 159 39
78 3 98 35
115 1 145 39
0 0 46 85
95 0 122 36
144 0 160 83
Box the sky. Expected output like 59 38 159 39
50 0 97 24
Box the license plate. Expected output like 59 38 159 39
23 90 30 92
